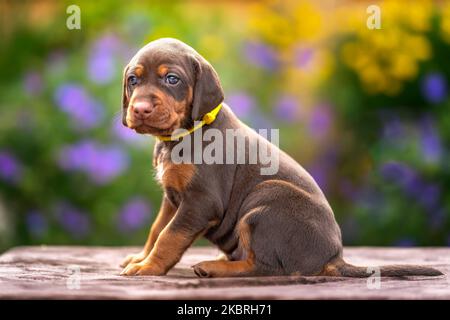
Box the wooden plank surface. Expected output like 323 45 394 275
0 246 449 299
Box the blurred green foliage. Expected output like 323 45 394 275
0 0 449 252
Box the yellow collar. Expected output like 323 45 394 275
156 103 223 142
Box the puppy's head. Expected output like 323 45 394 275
122 38 224 136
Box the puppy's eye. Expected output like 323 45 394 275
128 75 138 86
165 74 180 85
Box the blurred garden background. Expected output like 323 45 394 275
0 0 449 252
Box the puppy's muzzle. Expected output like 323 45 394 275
132 101 153 120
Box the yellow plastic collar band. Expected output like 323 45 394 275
156 103 222 142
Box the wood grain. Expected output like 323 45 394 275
0 246 449 299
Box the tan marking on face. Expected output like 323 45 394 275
170 98 188 119
183 86 193 111
157 64 168 77
151 88 190 131
126 77 191 133
125 92 136 126
134 64 144 77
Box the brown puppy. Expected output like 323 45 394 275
119 38 442 278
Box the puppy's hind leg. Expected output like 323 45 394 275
192 259 257 278
192 215 260 278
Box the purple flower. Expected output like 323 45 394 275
394 238 416 247
227 92 255 118
341 217 359 244
418 183 441 210
117 197 152 233
380 161 441 210
428 208 446 230
121 45 140 63
54 202 91 239
380 162 417 189
26 210 48 238
308 164 328 192
94 147 129 184
58 140 129 184
46 50 68 75
54 84 104 129
294 47 314 69
243 41 279 70
0 151 22 184
88 35 120 84
339 180 360 201
58 140 95 171
307 148 338 193
274 95 298 122
419 116 442 164
112 120 147 146
381 163 423 200
381 162 423 199
355 187 384 212
308 103 333 139
379 113 405 141
23 71 43 95
249 112 274 130
421 72 447 104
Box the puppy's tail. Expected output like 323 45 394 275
321 257 443 278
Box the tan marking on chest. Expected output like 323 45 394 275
156 161 196 192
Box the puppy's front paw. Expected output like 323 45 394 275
120 252 147 268
120 262 165 276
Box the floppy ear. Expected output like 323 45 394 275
121 65 130 126
191 55 224 121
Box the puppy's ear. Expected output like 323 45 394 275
191 55 224 121
121 65 130 126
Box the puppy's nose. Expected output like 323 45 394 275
133 101 152 119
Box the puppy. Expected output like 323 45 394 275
119 38 442 278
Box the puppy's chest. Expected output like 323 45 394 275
154 150 196 195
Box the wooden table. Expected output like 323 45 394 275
0 246 449 299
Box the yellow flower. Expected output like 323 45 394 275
316 49 335 83
197 35 226 61
248 0 437 97
441 2 450 43
359 64 386 93
334 4 367 34
402 0 433 32
292 2 323 42
404 35 431 61
383 0 432 32
339 0 434 96
341 42 372 71
248 0 325 49
248 4 296 48
146 25 179 44
389 53 417 80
